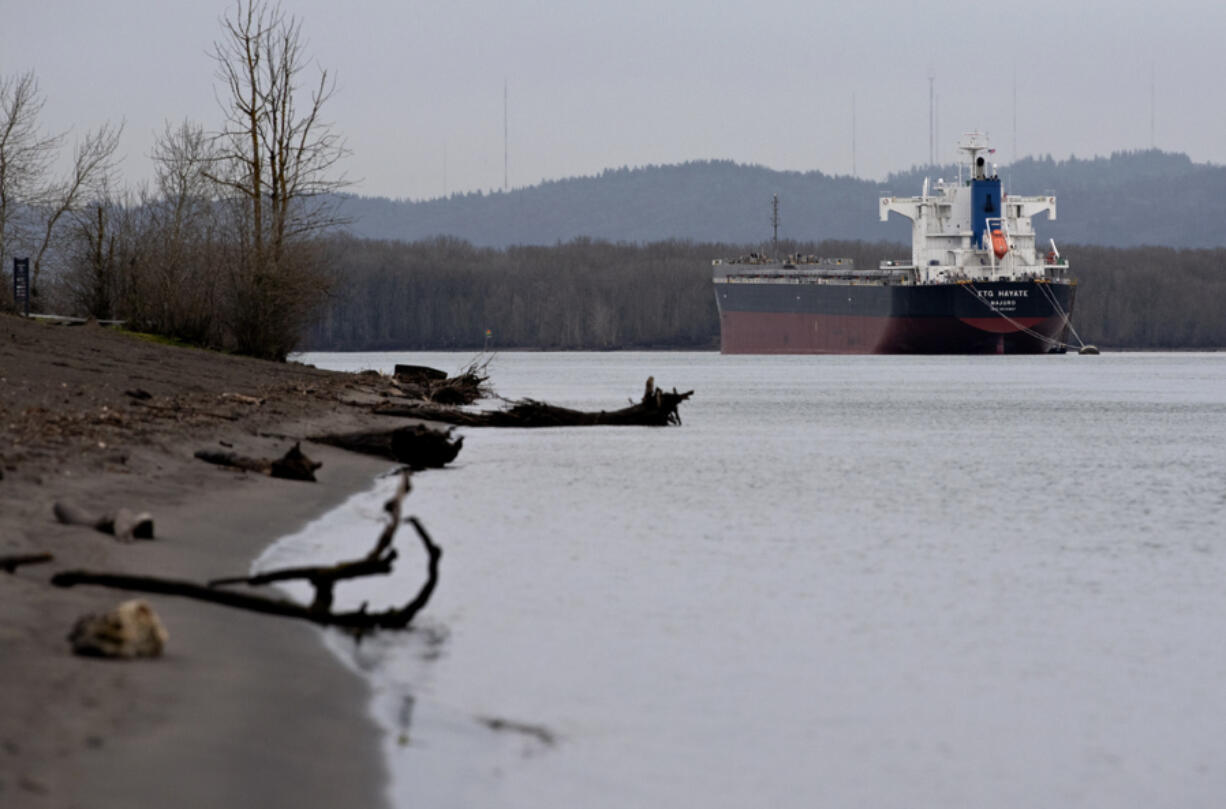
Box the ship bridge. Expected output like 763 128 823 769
879 132 1068 285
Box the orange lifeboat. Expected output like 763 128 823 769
990 229 1008 259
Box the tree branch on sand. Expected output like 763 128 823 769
1 552 54 573
308 424 463 470
194 441 322 481
53 503 155 541
373 376 693 428
51 471 441 634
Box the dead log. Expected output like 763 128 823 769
426 360 492 405
1 552 54 573
54 502 154 541
374 376 693 428
51 471 441 634
194 441 321 481
269 442 323 480
393 364 447 383
310 424 463 470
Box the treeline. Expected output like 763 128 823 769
307 237 1226 351
308 236 744 350
1073 245 1226 348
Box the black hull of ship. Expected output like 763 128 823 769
715 280 1076 355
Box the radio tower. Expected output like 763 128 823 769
851 92 857 177
1150 61 1156 149
1012 75 1017 159
771 194 780 258
927 68 935 166
503 80 509 191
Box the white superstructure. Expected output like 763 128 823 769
879 132 1069 285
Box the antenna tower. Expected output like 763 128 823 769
851 92 857 177
927 68 935 165
1012 73 1017 159
503 80 509 191
1150 62 1156 149
771 194 780 257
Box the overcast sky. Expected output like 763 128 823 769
5 0 1222 200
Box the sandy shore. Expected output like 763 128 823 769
0 315 427 808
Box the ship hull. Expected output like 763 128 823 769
715 280 1076 355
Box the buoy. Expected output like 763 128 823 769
1078 345 1100 355
991 229 1008 259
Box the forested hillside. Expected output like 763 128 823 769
306 237 1226 351
336 150 1226 249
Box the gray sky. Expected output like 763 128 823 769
5 0 1222 200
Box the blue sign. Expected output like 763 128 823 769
13 257 29 316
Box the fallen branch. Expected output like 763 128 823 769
309 424 463 470
374 377 692 428
54 503 154 541
194 441 321 481
391 359 492 405
51 471 441 633
427 358 493 405
393 364 447 383
478 716 558 747
1 552 54 573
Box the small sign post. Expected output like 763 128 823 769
13 258 30 317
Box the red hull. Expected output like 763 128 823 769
719 311 1068 354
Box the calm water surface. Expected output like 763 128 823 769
267 351 1226 809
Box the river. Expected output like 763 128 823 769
262 351 1226 809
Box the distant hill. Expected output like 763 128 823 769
336 150 1226 249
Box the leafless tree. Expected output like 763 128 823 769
208 0 349 359
61 181 139 320
131 119 225 342
0 71 61 307
28 122 123 300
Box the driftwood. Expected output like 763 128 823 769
388 359 492 406
478 716 558 747
427 360 492 405
310 424 463 470
393 364 447 383
1 552 54 573
51 471 442 634
194 441 321 481
374 377 693 428
54 503 155 541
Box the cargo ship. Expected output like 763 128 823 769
713 132 1077 354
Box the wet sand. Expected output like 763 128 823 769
0 314 423 808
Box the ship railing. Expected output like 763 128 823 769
719 270 912 285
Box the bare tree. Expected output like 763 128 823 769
0 71 61 307
61 181 139 320
28 121 123 300
208 0 348 359
131 119 224 342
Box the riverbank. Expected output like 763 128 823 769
0 314 419 808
